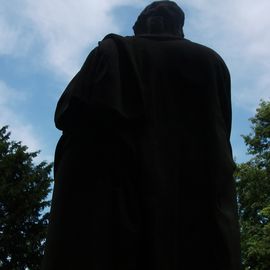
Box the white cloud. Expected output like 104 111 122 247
23 0 119 77
0 17 19 55
0 81 45 161
0 1 33 57
1 0 146 77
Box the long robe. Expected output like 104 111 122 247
42 34 241 270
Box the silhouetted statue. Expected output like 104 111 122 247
42 1 241 269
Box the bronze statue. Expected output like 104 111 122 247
42 1 241 269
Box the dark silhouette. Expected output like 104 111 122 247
42 1 241 269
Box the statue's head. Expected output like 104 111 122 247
133 1 185 37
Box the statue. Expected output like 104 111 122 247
42 1 241 269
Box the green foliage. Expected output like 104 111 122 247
235 100 270 270
0 126 53 270
242 100 270 168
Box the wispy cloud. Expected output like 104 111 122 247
0 17 19 56
0 1 34 57
23 0 120 77
1 0 146 78
0 80 49 162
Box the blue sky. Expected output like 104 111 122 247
1 0 270 165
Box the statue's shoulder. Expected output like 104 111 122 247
100 33 135 44
185 39 227 67
97 33 137 56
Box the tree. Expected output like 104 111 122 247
235 100 270 270
0 126 53 270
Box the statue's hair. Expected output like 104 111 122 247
133 1 185 36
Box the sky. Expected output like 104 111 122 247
1 0 270 165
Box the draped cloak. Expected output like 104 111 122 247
42 34 241 270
